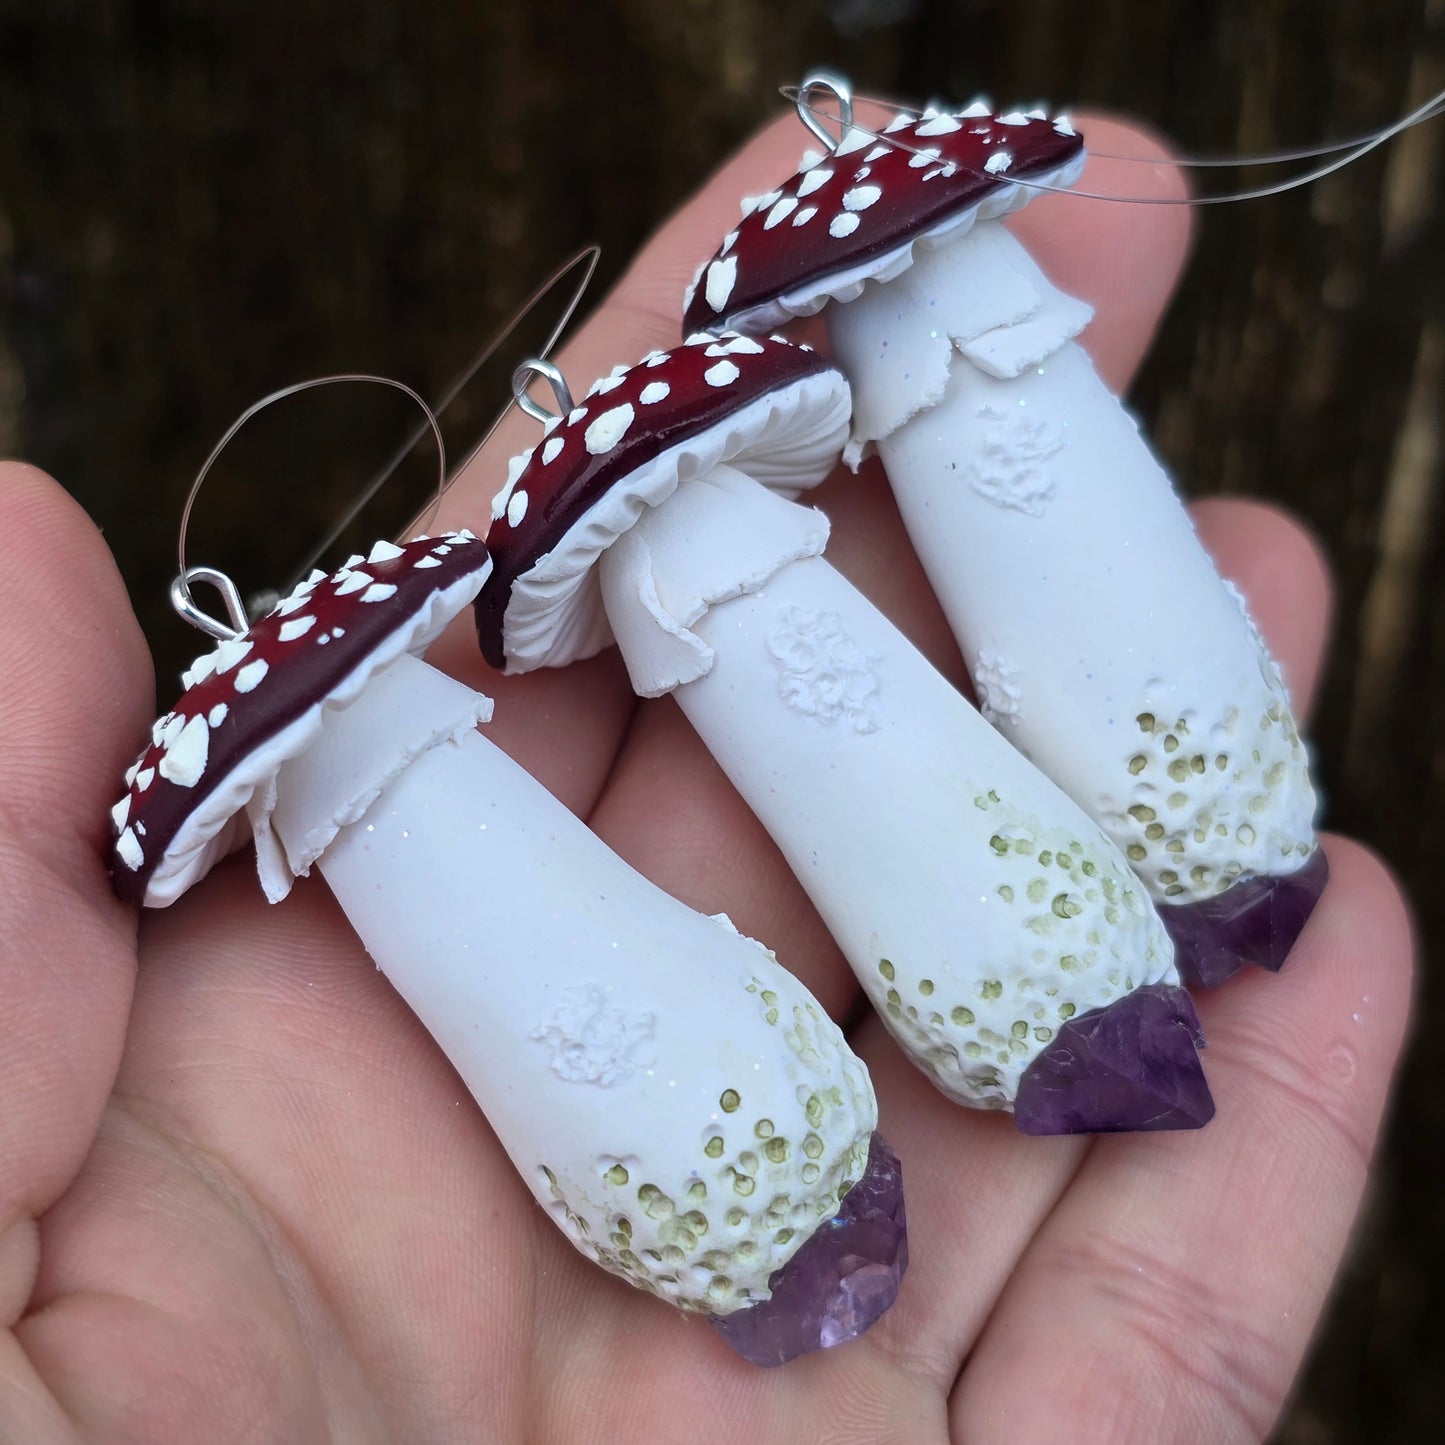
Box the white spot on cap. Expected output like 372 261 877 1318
961 99 993 118
124 761 140 787
135 767 155 792
182 651 219 688
798 145 826 170
1054 114 1076 136
797 166 832 199
842 184 881 211
835 126 873 156
207 702 229 728
367 538 405 564
713 335 763 355
274 589 313 618
335 570 374 597
567 406 588 425
719 229 739 256
883 112 913 133
360 582 398 603
159 714 210 788
916 113 963 136
908 146 942 169
997 112 1030 126
414 554 441 569
792 205 818 226
590 367 627 396
278 615 316 642
234 658 269 693
585 402 636 455
213 638 253 675
863 144 890 162
641 349 668 367
704 360 740 387
764 195 798 229
160 714 186 748
639 380 670 405
739 188 782 217
116 827 144 871
829 212 861 239
705 255 738 313
343 554 365 568
984 150 1012 174
506 450 533 487
111 795 131 831
1026 107 1047 119
507 490 529 528
542 436 564 465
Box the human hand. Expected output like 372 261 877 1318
0 110 1412 1444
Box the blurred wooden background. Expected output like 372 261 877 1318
1 1 1440 1438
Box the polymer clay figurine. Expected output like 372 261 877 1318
682 76 1325 989
110 530 906 1367
478 332 1214 1135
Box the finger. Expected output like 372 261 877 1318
950 837 1412 1444
0 467 150 1288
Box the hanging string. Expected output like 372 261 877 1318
780 80 1445 207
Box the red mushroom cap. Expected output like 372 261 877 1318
111 531 491 907
474 332 849 672
682 103 1085 336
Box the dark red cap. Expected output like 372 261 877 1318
475 333 849 672
112 532 491 906
682 104 1084 336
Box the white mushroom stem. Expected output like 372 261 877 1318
265 651 876 1314
826 221 1318 910
599 464 1176 1109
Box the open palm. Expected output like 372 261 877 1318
0 111 1412 1444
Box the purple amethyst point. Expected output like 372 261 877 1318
1161 848 1330 989
1014 983 1214 1135
711 1132 907 1368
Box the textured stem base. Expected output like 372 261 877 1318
1014 984 1214 1135
1161 849 1330 989
711 1133 907 1367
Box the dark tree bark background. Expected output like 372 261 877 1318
1 1 1440 1439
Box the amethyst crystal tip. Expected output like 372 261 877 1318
1014 982 1214 1135
712 1132 907 1367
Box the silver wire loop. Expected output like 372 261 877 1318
796 71 853 153
173 374 446 638
512 358 575 425
170 566 250 642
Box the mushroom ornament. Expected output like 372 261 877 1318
478 332 1214 1135
110 531 909 1368
681 78 1326 990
